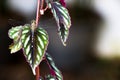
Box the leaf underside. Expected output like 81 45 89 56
50 2 71 46
8 23 49 75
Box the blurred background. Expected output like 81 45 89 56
0 0 120 80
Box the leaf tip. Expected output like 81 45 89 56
62 42 67 46
31 66 36 75
9 44 17 54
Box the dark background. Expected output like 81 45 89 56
0 0 120 80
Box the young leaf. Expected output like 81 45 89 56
46 53 63 80
50 2 71 46
8 26 23 53
21 24 49 75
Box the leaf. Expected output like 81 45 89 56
8 21 49 75
21 24 49 75
46 53 63 80
9 40 22 53
8 26 23 53
45 75 56 80
50 2 71 46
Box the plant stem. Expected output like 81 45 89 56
35 67 40 80
36 0 44 26
35 0 40 78
36 0 41 27
35 0 44 80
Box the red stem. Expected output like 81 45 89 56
36 0 41 27
35 0 44 80
35 67 40 80
35 1 40 80
40 0 44 10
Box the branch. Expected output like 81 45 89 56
35 0 44 80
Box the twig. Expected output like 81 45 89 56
35 0 44 80
36 0 41 27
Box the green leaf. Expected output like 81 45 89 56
8 26 22 39
50 2 71 46
46 53 63 80
45 74 56 80
8 21 49 75
21 24 49 75
8 26 23 53
9 40 22 53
